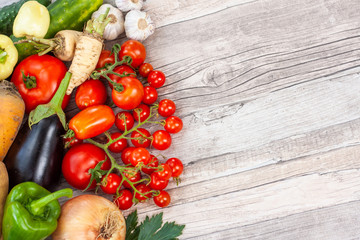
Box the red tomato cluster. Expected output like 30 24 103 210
62 40 185 209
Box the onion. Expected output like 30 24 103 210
52 194 126 240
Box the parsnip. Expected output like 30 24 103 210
0 81 25 161
53 30 83 61
66 35 103 95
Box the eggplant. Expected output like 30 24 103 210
4 115 65 191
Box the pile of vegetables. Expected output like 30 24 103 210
0 0 185 239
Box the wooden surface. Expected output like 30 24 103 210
3 0 360 239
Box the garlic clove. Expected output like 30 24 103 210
124 10 155 41
116 0 143 12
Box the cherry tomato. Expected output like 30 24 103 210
142 86 158 105
166 158 184 177
62 143 111 190
112 77 144 110
152 130 172 150
147 70 166 88
75 79 107 110
149 173 169 190
154 190 171 208
134 184 152 202
115 111 135 132
108 132 128 153
158 99 176 117
11 54 69 113
100 173 122 195
142 155 159 175
119 40 146 68
130 147 150 167
96 50 115 69
122 168 141 189
164 116 183 134
154 163 172 181
121 147 135 165
132 104 150 122
63 137 83 149
69 105 115 140
108 65 136 89
139 63 153 77
131 128 151 148
113 189 133 210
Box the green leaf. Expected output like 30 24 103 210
125 211 185 240
138 213 163 240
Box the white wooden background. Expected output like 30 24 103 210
2 0 360 239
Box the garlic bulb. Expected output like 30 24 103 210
92 4 125 40
116 0 143 12
124 10 155 41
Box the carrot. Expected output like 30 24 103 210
0 81 25 161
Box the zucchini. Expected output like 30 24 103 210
13 0 103 62
0 0 51 36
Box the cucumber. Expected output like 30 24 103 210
13 0 103 62
0 0 52 36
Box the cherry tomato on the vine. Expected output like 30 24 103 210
133 104 150 122
152 130 172 150
139 63 153 77
164 116 183 134
135 184 152 202
147 70 166 88
69 105 115 140
142 155 159 175
149 173 169 190
122 168 142 189
121 147 135 165
158 99 176 117
154 190 171 208
115 111 135 132
130 147 150 167
112 77 144 110
142 86 158 105
108 132 128 153
108 65 136 89
154 163 172 181
75 79 107 110
62 143 111 190
119 40 146 68
63 137 83 149
166 158 184 177
131 128 151 148
96 50 115 69
113 189 133 210
100 173 122 195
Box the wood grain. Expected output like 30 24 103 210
2 0 360 239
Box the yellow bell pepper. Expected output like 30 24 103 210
0 35 18 80
13 1 50 38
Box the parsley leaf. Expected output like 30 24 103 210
125 211 185 240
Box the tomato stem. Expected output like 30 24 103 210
85 105 160 203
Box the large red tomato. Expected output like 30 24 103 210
11 54 70 113
62 143 111 190
119 40 146 68
112 77 144 110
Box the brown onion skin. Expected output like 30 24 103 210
52 194 126 240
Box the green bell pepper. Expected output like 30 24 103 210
2 182 72 240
